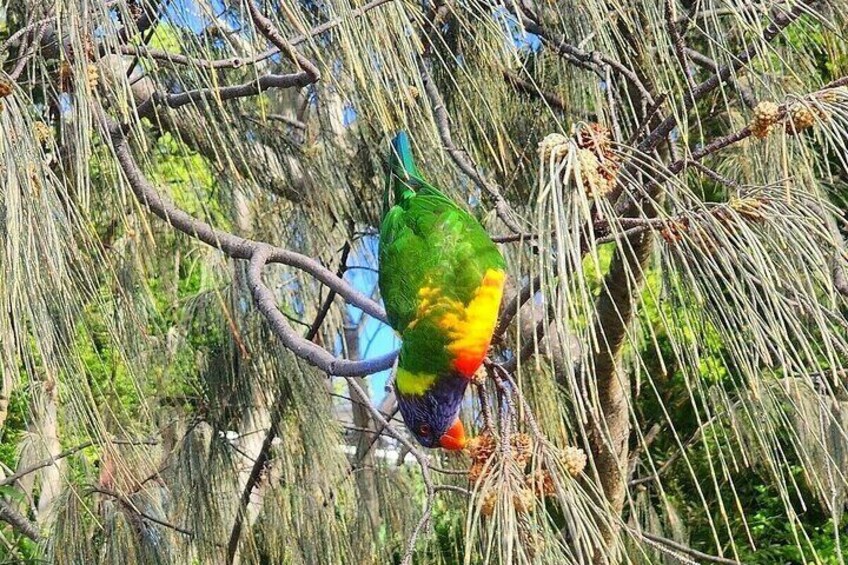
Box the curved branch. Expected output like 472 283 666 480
102 114 387 324
248 247 397 376
245 0 320 82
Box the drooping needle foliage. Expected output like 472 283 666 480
1 0 848 563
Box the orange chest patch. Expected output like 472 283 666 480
413 269 506 378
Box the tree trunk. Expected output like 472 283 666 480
587 229 654 547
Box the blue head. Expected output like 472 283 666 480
395 374 469 450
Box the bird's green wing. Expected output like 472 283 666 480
379 185 504 333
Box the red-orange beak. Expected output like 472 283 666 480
439 418 467 451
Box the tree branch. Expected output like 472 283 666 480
91 487 199 539
502 70 567 112
0 437 157 488
102 113 385 323
305 242 351 341
116 0 394 70
520 15 655 107
136 71 317 119
418 59 525 234
99 110 397 377
245 0 320 82
0 500 40 541
225 397 286 564
634 529 743 565
247 246 396 376
638 0 814 153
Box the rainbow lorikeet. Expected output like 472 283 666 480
378 132 506 450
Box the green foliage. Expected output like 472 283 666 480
0 388 29 471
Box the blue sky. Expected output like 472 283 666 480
344 236 398 400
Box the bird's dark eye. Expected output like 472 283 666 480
417 424 432 437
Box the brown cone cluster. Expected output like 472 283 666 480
86 66 100 91
660 218 690 245
784 101 828 134
0 77 12 99
751 97 833 138
468 431 586 517
750 101 781 138
575 123 619 197
467 432 497 483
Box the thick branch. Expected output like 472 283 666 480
0 500 40 541
99 111 397 377
586 228 652 530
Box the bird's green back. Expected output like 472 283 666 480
378 133 506 373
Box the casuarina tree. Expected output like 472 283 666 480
1 0 848 563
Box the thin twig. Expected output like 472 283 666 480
225 396 287 563
521 15 655 107
664 0 695 104
0 437 158 488
91 487 203 540
638 0 813 154
135 71 317 119
343 379 434 565
245 0 320 82
633 528 743 565
684 47 755 108
117 0 394 70
306 243 351 341
502 70 566 111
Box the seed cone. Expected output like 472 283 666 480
750 101 781 138
0 78 13 98
575 123 619 197
538 133 569 162
561 446 587 477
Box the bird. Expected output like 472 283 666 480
378 131 506 450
